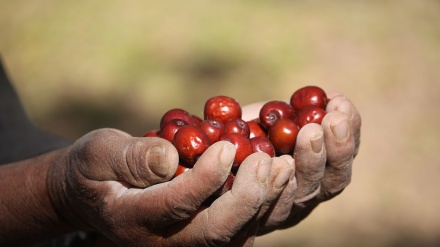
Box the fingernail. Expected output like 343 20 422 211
220 142 235 168
331 119 349 140
310 133 323 153
148 146 168 177
257 159 272 184
274 169 294 189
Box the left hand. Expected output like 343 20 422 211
241 92 362 235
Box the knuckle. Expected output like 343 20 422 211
162 186 198 221
204 225 233 246
266 211 290 228
322 166 352 197
72 129 113 159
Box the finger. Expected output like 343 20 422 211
326 95 362 156
257 155 297 235
71 128 179 187
163 152 271 246
131 141 235 226
258 156 294 218
216 153 293 246
293 123 326 202
319 111 355 199
241 102 266 121
226 224 259 247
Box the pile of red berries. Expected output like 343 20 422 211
143 85 328 197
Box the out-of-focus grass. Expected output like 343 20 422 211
1 0 440 246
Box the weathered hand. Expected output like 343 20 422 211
47 128 293 246
241 93 361 235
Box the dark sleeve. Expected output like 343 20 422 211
0 57 99 247
0 57 71 164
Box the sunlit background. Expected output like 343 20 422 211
1 0 440 246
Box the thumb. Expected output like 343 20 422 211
71 128 179 187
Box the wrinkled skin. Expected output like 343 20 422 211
242 92 361 235
47 130 292 247
46 92 361 246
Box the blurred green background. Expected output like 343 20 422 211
1 0 440 246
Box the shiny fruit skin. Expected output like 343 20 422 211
290 85 328 111
259 100 295 129
203 172 235 206
160 108 193 128
199 119 225 144
247 121 267 138
250 136 275 157
295 105 327 128
224 118 250 138
214 172 235 196
204 96 242 124
268 119 300 155
219 133 253 168
191 114 203 126
173 125 210 166
143 129 159 137
160 119 190 143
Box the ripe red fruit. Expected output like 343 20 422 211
250 136 275 157
203 172 235 206
191 114 203 126
160 108 193 128
214 172 235 196
173 125 210 166
224 118 250 138
173 163 190 178
160 119 190 143
143 129 159 137
290 85 328 111
247 121 267 138
199 119 225 144
150 86 329 186
295 105 327 128
219 133 253 168
259 100 295 129
268 119 300 155
204 96 242 124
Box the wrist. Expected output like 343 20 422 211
0 148 74 245
46 147 76 227
47 145 100 232
46 146 89 231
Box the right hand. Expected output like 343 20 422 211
47 128 292 246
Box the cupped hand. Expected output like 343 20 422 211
241 93 361 235
47 128 293 246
